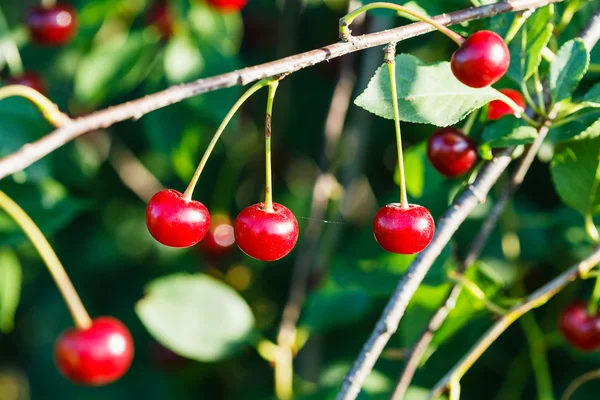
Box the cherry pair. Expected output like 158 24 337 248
146 190 298 262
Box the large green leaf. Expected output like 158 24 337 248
0 249 21 333
550 136 600 216
550 39 590 104
506 5 554 83
300 288 371 333
355 54 503 127
481 117 538 148
136 273 255 362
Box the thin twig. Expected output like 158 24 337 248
0 0 563 181
561 368 600 400
429 247 600 398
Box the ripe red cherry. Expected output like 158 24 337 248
559 302 600 352
6 71 45 94
206 0 248 12
54 317 134 386
427 127 478 178
146 0 173 38
26 4 78 46
234 203 299 261
451 31 510 88
199 213 235 258
373 204 434 254
146 189 210 248
487 89 526 120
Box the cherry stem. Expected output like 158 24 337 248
461 109 479 135
0 7 24 77
0 190 92 330
0 85 71 127
588 273 600 316
263 81 279 213
41 0 57 8
182 78 276 201
497 91 539 127
385 43 409 209
340 2 465 46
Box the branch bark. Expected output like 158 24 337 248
0 0 562 181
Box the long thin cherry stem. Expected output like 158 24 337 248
182 78 275 201
340 2 465 46
385 44 408 209
0 7 24 77
0 190 92 330
0 85 71 127
588 273 600 315
263 81 279 213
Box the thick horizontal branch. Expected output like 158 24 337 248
0 0 562 181
430 247 600 398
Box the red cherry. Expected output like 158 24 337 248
559 302 600 352
487 89 526 120
373 204 435 254
26 4 78 46
146 0 174 38
451 31 510 88
206 0 248 12
6 71 46 94
427 127 478 178
54 317 134 386
199 213 235 258
146 189 210 248
234 202 299 261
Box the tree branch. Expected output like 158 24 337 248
0 0 562 181
429 247 600 398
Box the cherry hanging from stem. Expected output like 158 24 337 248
340 2 465 46
263 81 279 213
385 42 408 209
0 190 91 330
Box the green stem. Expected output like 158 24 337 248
533 70 546 116
461 109 479 135
182 78 275 201
561 369 600 400
588 274 600 315
555 0 585 35
340 2 465 46
41 0 58 8
386 48 408 208
586 214 600 244
589 64 600 74
0 190 91 330
449 271 507 316
505 12 529 45
520 312 554 400
499 90 539 127
0 7 24 77
264 81 279 213
0 85 70 127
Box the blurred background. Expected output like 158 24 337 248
1 0 600 399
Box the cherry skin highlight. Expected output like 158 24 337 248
234 203 299 261
206 0 248 12
199 213 236 258
6 71 46 94
146 189 210 248
146 0 174 38
559 302 600 352
487 89 526 120
54 317 134 386
26 4 78 46
373 204 434 255
427 127 478 178
451 30 510 88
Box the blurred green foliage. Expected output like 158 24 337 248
1 0 600 399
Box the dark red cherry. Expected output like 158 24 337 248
451 31 510 88
559 302 600 352
146 0 174 38
146 189 210 248
54 317 134 386
26 4 78 46
206 0 248 12
6 71 45 94
199 213 235 258
373 204 434 254
234 202 299 261
487 89 526 120
427 127 478 178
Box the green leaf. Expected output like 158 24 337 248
550 39 590 104
74 31 158 106
506 5 554 83
136 273 255 362
355 54 503 127
550 136 600 216
300 288 371 333
481 117 537 148
396 142 444 199
565 118 600 141
0 249 21 333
